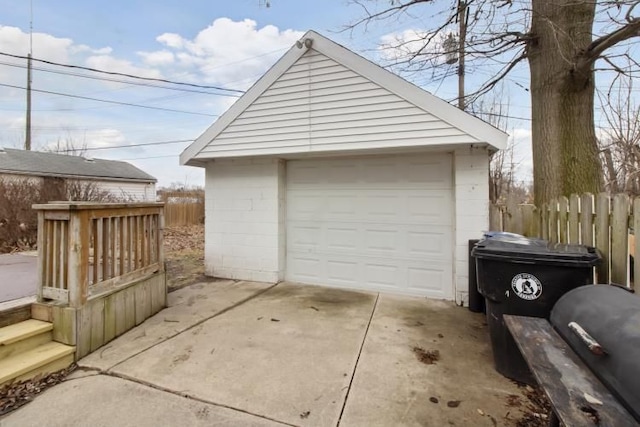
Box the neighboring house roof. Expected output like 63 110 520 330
0 148 157 183
181 30 508 166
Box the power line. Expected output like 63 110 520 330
58 139 194 153
0 51 245 94
0 60 241 97
0 82 218 117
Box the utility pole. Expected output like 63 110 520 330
457 0 467 111
25 53 32 150
25 0 33 150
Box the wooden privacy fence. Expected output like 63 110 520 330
490 193 637 290
164 202 204 227
32 202 165 307
160 190 204 227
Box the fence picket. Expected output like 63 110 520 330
610 194 629 285
491 192 640 288
568 194 580 244
595 193 611 283
549 201 559 244
580 193 594 247
541 203 549 241
558 197 569 243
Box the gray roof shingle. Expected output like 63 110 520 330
0 148 156 182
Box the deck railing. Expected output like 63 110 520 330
32 202 165 307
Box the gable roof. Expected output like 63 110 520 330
181 30 508 166
0 148 157 182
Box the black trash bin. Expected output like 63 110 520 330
471 233 600 384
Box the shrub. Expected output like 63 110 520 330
0 177 127 253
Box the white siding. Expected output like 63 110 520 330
0 173 42 184
204 158 284 283
93 181 156 201
0 174 155 201
453 147 490 305
196 49 477 159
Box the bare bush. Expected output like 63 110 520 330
0 179 41 252
65 180 120 202
0 177 129 253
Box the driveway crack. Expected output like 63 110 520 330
336 293 380 426
102 371 295 426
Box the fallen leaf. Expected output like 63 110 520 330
447 400 461 408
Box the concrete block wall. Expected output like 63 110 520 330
204 158 284 283
453 146 490 306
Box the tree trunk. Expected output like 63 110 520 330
528 0 603 206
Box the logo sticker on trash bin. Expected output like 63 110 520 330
511 273 542 300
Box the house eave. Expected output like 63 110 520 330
0 169 157 184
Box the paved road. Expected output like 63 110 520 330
0 252 37 303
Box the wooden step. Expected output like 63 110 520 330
0 341 75 386
0 296 36 328
0 319 53 346
0 319 55 360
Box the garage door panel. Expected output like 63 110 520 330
406 231 450 257
364 263 400 288
407 266 447 294
289 221 450 261
326 227 358 250
364 228 398 252
288 191 452 225
288 224 322 249
288 256 323 282
327 259 359 285
286 154 453 298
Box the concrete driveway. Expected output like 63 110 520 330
0 281 529 427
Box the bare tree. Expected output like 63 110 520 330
44 131 89 157
598 77 640 195
469 88 530 203
348 0 640 205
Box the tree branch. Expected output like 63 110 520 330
578 16 640 70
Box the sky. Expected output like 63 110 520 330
0 0 630 189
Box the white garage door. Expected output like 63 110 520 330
286 154 453 299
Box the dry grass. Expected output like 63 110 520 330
164 224 209 291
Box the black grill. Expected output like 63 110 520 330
550 285 640 421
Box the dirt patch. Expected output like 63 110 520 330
514 384 552 427
0 364 76 416
164 225 210 292
412 346 440 364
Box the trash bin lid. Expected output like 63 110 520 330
472 236 600 266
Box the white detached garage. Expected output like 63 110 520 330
180 31 507 304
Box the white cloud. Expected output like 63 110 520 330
84 55 162 79
0 19 306 187
152 18 303 89
378 28 456 66
137 50 175 67
0 25 74 62
156 33 184 49
70 45 113 55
